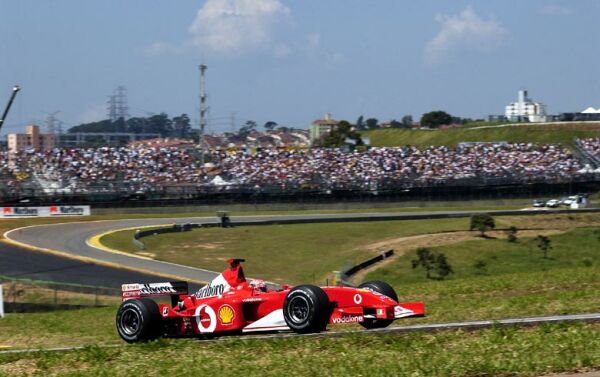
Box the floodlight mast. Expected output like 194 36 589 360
0 85 21 132
199 64 207 163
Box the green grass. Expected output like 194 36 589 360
100 213 600 284
101 218 471 284
368 227 600 285
363 122 600 148
0 306 118 349
2 219 600 375
1 322 599 376
366 227 600 323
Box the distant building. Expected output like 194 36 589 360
7 125 55 153
487 115 508 122
309 113 340 145
505 90 547 122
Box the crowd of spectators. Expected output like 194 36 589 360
0 140 595 196
215 142 584 190
578 138 600 159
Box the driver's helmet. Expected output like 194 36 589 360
249 279 267 292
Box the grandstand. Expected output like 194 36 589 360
0 139 599 206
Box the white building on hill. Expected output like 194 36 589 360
505 90 547 122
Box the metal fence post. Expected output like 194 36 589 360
0 285 4 318
12 281 16 305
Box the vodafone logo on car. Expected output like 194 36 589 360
195 304 217 333
332 315 364 324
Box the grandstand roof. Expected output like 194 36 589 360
582 107 600 114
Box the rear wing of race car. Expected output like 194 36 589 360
121 282 188 306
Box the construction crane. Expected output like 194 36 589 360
0 85 21 132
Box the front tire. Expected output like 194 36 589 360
283 285 331 333
358 281 398 329
116 298 162 343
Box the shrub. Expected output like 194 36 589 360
470 213 495 237
411 247 454 280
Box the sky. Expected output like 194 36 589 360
1 0 599 135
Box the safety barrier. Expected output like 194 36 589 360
342 250 395 278
133 223 205 250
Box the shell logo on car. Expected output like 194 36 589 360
218 304 235 325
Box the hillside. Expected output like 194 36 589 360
363 122 600 148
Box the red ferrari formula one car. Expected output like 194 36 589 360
116 259 425 343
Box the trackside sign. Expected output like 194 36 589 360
0 206 91 218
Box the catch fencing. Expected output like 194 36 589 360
0 275 120 314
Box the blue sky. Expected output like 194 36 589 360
1 0 599 135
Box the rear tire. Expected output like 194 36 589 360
283 285 331 333
358 281 398 329
116 298 162 343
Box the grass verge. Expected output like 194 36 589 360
0 322 599 376
100 213 600 284
363 122 600 148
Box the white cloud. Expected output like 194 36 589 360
540 4 571 16
424 6 507 65
188 0 291 54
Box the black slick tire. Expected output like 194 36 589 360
358 280 398 329
283 285 331 334
115 298 162 343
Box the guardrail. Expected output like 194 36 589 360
342 250 395 278
133 223 223 250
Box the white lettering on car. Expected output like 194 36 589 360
332 315 364 324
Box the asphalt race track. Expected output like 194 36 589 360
0 241 163 288
3 209 600 289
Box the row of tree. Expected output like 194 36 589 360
68 114 193 138
354 111 486 130
69 116 295 139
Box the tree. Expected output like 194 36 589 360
365 118 379 130
505 226 518 243
146 113 173 136
420 110 452 128
238 120 257 138
411 247 454 280
172 114 191 138
535 235 553 259
389 120 403 128
264 121 278 131
316 120 363 148
401 115 413 128
356 115 365 130
470 213 496 237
